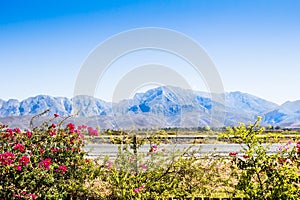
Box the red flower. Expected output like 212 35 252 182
0 152 15 165
133 188 139 193
56 165 68 174
28 193 37 200
4 128 13 138
39 158 52 170
54 113 59 118
243 154 249 159
87 127 99 136
14 128 21 133
40 148 45 155
296 141 300 153
14 143 25 152
15 165 22 171
19 156 30 166
66 123 75 132
149 145 158 153
50 147 59 152
26 131 32 138
229 152 238 157
49 130 56 136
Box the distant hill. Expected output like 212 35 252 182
0 86 299 129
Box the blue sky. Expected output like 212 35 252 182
0 0 299 104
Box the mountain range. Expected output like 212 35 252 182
0 86 299 129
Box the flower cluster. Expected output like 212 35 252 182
133 185 145 193
13 192 36 199
56 165 68 174
229 152 238 157
14 143 25 152
78 125 99 136
19 156 30 166
38 158 52 170
0 152 15 165
0 114 97 199
149 145 158 153
66 123 75 132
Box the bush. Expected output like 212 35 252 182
220 117 300 200
99 132 230 199
0 113 100 199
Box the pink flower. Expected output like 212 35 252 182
49 130 56 136
229 152 238 157
133 188 139 193
296 141 300 153
129 157 135 162
0 152 15 165
4 128 13 138
133 185 145 193
149 145 158 153
79 133 84 139
106 161 112 169
141 164 147 170
139 185 145 190
56 165 68 174
161 148 166 152
87 127 99 136
14 143 25 152
54 113 59 118
19 156 30 166
66 123 75 132
21 191 26 195
82 125 87 129
14 128 21 133
50 147 59 152
15 165 22 171
28 193 37 200
39 158 52 170
26 131 32 138
13 194 21 198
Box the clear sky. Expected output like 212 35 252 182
0 0 299 105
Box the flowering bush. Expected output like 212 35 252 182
220 117 300 200
0 114 100 199
98 132 230 199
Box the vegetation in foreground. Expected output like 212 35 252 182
0 114 299 199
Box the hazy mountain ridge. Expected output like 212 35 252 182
0 86 299 129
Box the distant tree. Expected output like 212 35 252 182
267 125 274 130
205 125 211 131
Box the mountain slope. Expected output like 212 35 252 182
0 86 298 128
264 100 300 127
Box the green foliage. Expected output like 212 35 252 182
220 117 300 200
99 131 229 199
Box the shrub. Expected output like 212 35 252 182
99 132 230 199
0 114 100 199
220 117 300 200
